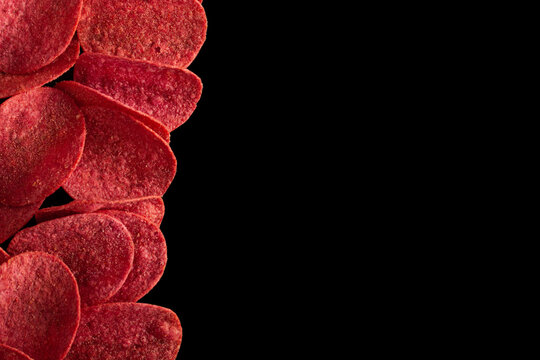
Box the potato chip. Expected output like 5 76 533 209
0 36 80 99
0 88 85 206
66 303 181 360
74 53 202 131
56 81 170 142
63 106 176 202
78 0 206 68
0 252 80 360
101 211 167 302
35 196 165 226
8 214 134 307
0 344 33 360
0 201 42 244
0 0 83 74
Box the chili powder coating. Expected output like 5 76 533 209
0 252 80 360
74 53 203 132
0 201 43 244
66 303 182 360
62 106 177 202
77 0 207 69
100 210 168 303
0 344 33 360
8 213 134 307
0 0 83 74
0 88 86 207
0 36 80 99
56 81 170 142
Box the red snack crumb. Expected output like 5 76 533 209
8 213 134 307
0 344 33 360
55 81 170 142
74 53 203 132
0 36 80 99
0 252 80 360
62 106 176 202
78 0 207 69
35 196 165 226
100 211 167 302
0 201 43 244
0 88 86 207
0 0 83 74
65 303 182 360
0 248 9 265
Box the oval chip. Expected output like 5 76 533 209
0 88 85 207
0 252 80 360
77 0 207 69
63 106 176 202
8 213 134 307
0 36 80 99
101 211 167 302
0 0 83 74
65 303 181 360
74 53 203 132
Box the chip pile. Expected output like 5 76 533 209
0 0 206 358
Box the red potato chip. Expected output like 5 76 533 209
8 213 134 307
62 106 177 202
100 211 167 302
0 0 83 74
0 88 85 207
55 81 170 142
0 36 80 99
34 202 104 223
0 248 9 265
74 53 203 132
0 344 33 360
0 201 43 244
78 0 207 69
65 303 181 360
35 196 165 226
0 252 80 360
